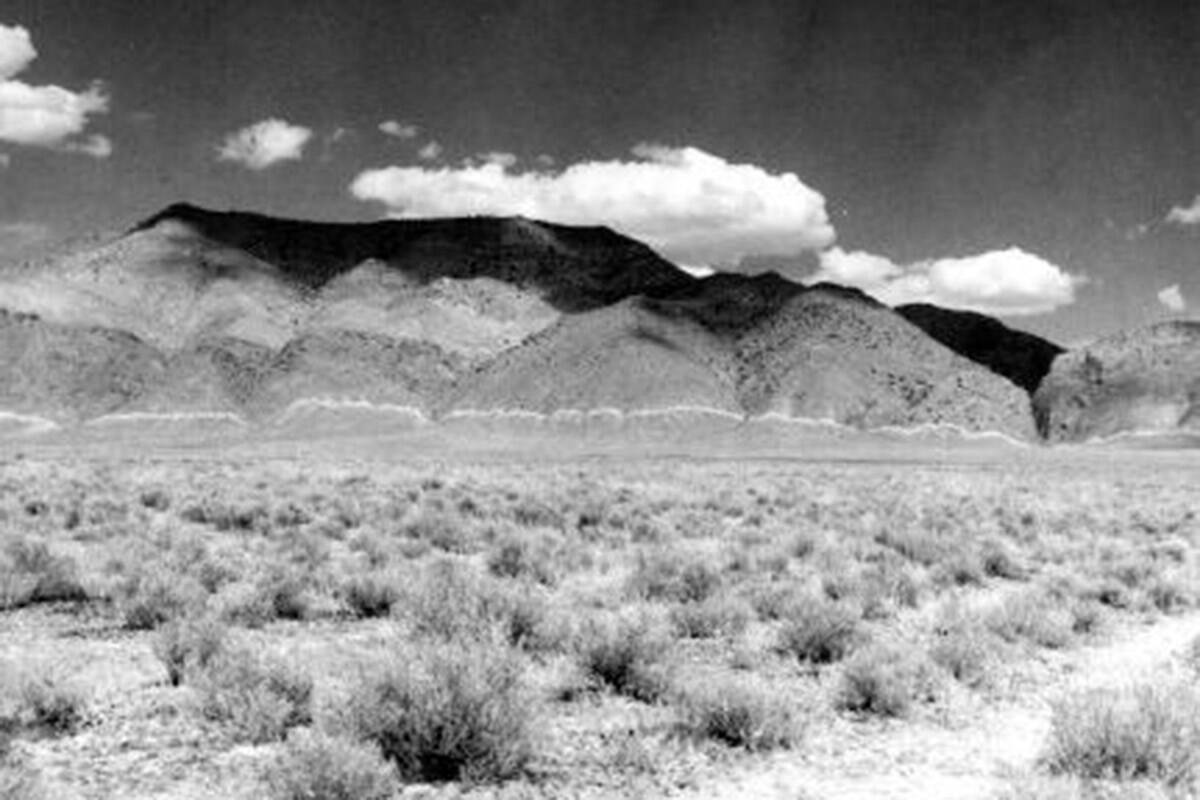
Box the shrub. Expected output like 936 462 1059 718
345 641 534 783
1043 682 1200 787
18 676 86 735
139 489 171 512
265 727 397 800
775 598 861 665
674 675 802 751
0 539 88 608
487 533 559 586
626 551 721 604
980 539 1026 580
745 581 803 621
248 567 314 623
577 615 673 703
928 624 997 689
669 596 752 640
836 643 939 717
341 572 399 619
986 590 1073 649
153 616 226 687
196 644 313 743
120 569 206 630
404 512 479 555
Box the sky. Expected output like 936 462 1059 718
2 0 1200 343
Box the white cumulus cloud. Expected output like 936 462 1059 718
417 141 442 161
218 118 312 170
810 246 1081 316
350 144 835 267
1158 284 1186 313
1166 196 1200 226
0 23 110 155
379 120 418 139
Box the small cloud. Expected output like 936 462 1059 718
1166 196 1200 226
379 120 418 140
536 154 555 167
476 151 517 168
329 127 351 144
350 144 834 267
0 23 111 154
417 141 442 161
1158 284 1186 313
217 118 312 170
0 153 9 168
809 246 1082 316
0 23 36 80
63 133 112 159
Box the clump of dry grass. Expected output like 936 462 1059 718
0 538 88 609
986 589 1074 649
669 595 753 639
928 604 1000 688
577 614 673 703
195 643 313 744
153 615 227 686
14 675 86 736
775 596 862 665
1042 682 1200 788
673 674 803 750
344 640 534 783
626 549 723 604
119 567 207 630
339 571 400 619
264 727 397 800
487 531 561 586
836 642 941 717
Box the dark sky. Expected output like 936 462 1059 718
3 0 1200 342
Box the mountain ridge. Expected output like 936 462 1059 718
0 203 1064 440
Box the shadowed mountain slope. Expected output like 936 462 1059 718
132 203 696 308
1034 321 1200 441
897 304 1064 394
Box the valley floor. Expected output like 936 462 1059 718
1 447 1199 799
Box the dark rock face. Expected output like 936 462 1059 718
897 304 1064 395
1033 322 1200 441
133 204 695 310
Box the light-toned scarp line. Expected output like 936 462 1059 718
0 411 60 435
874 422 1031 448
85 411 249 426
274 397 431 423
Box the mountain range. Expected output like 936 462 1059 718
0 203 1193 444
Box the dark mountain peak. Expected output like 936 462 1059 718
897 303 1064 394
126 203 695 311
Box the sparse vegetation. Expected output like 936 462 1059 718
0 455 1196 798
